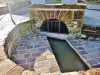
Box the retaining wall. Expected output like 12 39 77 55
5 20 37 57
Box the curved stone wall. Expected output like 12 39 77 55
5 20 37 57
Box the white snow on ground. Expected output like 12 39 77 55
0 6 30 45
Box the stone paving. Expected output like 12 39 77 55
11 33 60 73
0 37 100 75
34 50 60 73
67 36 100 68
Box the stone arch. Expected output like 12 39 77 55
40 19 69 34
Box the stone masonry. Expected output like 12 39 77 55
11 32 60 73
67 36 100 68
0 35 100 75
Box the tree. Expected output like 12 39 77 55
0 0 16 25
7 3 16 25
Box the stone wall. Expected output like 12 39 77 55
5 20 37 57
28 5 86 34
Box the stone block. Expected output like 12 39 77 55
38 48 46 51
19 50 26 54
83 54 92 60
45 47 52 51
5 66 24 75
46 55 55 59
90 53 98 59
27 57 36 63
39 66 50 73
15 59 26 64
85 49 95 54
26 46 33 49
24 54 31 58
49 59 58 66
19 64 30 69
34 45 41 48
50 66 60 73
32 53 41 57
27 49 38 54
34 68 40 73
42 50 53 56
12 54 25 60
76 47 84 50
79 50 87 55
78 71 86 75
36 56 47 61
0 59 17 75
92 64 100 68
88 59 98 66
86 68 100 75
12 51 19 55
34 61 44 68
16 46 26 51
21 70 40 75
41 44 50 47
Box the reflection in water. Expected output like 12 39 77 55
48 37 88 72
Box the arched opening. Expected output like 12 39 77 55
40 19 69 34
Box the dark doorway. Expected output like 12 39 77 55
40 19 69 34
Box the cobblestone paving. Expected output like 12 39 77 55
11 33 53 70
67 36 100 68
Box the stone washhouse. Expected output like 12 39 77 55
0 0 100 75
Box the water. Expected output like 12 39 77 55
48 37 88 72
